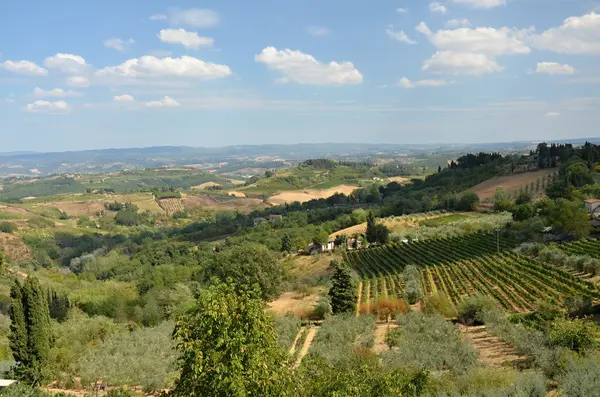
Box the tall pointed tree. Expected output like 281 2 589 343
9 280 28 366
328 261 356 315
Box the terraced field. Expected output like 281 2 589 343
346 234 600 313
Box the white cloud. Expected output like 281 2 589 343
158 29 214 49
104 38 135 52
417 22 531 56
1 60 48 76
446 19 471 28
422 51 503 75
33 87 83 98
307 26 331 37
66 76 90 88
150 14 167 21
255 47 363 86
531 12 600 54
113 94 135 102
96 55 232 80
396 8 408 13
451 0 507 8
168 8 219 28
429 2 448 14
398 77 449 88
535 62 576 75
386 27 417 44
417 22 531 75
44 53 88 75
546 111 560 118
148 50 173 57
25 100 70 114
145 96 180 107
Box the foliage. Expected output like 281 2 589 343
0 222 17 234
544 199 590 239
558 355 600 397
423 293 457 318
403 265 422 305
493 187 513 212
457 191 480 211
169 282 295 397
383 312 477 374
365 212 389 245
9 277 52 385
548 317 599 353
273 313 301 351
76 322 177 392
0 383 77 396
205 243 283 300
328 261 356 315
457 295 497 326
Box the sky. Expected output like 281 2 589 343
1 0 600 152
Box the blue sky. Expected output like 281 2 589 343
1 0 600 152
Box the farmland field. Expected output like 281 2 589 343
157 198 185 215
345 234 600 312
471 169 554 200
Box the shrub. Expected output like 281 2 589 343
27 216 55 229
558 356 600 396
274 313 301 351
311 297 331 320
424 293 457 318
548 317 599 353
375 298 407 322
457 295 496 326
0 222 17 234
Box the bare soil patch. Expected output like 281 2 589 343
374 323 398 353
459 324 527 367
268 185 359 205
268 292 320 316
472 170 554 200
0 232 32 262
191 182 223 190
41 201 105 217
227 191 247 198
387 176 411 184
182 194 266 212
294 327 318 369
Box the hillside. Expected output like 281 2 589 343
472 169 555 201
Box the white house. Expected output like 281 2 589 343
584 199 600 214
0 380 17 389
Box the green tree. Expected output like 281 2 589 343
546 199 591 239
493 187 513 212
328 261 357 315
206 243 283 301
365 212 377 243
515 190 532 205
9 277 52 385
457 191 480 211
280 233 292 252
512 203 537 222
169 282 295 397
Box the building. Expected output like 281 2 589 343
307 239 335 253
0 380 17 389
253 217 267 226
268 214 283 223
584 199 600 215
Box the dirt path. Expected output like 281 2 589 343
294 327 318 369
374 323 398 353
459 325 526 367
356 282 363 316
289 327 305 356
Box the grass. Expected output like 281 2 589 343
17 204 64 218
0 212 29 220
420 213 481 227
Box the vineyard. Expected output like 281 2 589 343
556 239 600 258
345 234 600 313
157 198 185 215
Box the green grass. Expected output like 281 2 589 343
310 179 361 190
419 213 481 227
0 212 29 220
17 204 64 218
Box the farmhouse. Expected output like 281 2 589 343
584 199 600 215
253 217 267 226
308 238 335 253
268 214 283 223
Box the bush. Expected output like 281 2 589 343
274 313 301 351
548 317 599 353
311 297 331 320
558 356 600 396
375 298 407 322
0 222 17 234
383 312 477 374
27 216 55 229
457 295 496 326
424 293 457 318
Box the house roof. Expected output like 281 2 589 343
585 199 600 203
0 380 17 387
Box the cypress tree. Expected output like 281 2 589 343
9 280 29 366
24 276 51 384
328 261 357 314
366 212 376 244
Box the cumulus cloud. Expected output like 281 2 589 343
166 8 219 28
113 94 135 102
422 51 503 75
417 22 530 75
307 26 331 37
44 53 88 75
398 77 449 88
66 76 91 88
535 62 576 75
25 100 70 114
33 87 83 98
452 0 507 8
104 38 135 52
546 111 560 118
158 29 214 49
396 8 408 13
429 2 448 14
1 60 48 76
446 19 471 28
386 27 417 44
531 12 600 54
145 96 180 107
255 47 363 86
96 55 232 80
